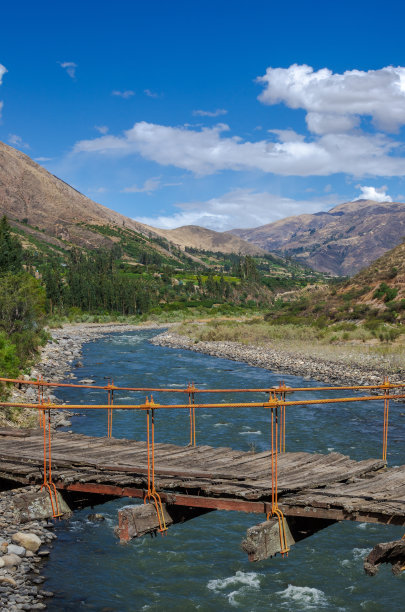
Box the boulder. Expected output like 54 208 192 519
1 553 22 567
87 513 105 522
10 487 71 522
0 576 17 587
12 532 42 553
7 544 26 557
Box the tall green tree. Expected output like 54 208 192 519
0 216 24 274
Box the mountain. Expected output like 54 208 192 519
349 238 405 304
266 238 405 327
0 141 160 246
0 141 269 264
152 225 266 256
230 200 405 276
0 141 325 296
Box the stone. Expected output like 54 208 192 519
12 533 42 553
1 554 22 567
10 488 71 522
364 538 405 576
7 545 26 557
0 576 17 588
0 559 4 568
87 513 105 522
241 518 295 561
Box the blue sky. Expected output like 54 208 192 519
1 0 405 230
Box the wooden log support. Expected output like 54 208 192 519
364 539 405 576
241 516 336 562
115 502 213 542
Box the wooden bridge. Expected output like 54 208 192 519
0 377 404 571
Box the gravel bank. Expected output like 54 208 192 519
0 487 58 611
7 322 168 429
151 330 405 391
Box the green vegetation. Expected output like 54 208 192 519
176 315 405 376
0 217 48 384
173 237 405 376
0 216 328 380
6 219 328 325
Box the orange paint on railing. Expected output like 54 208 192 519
2 373 402 538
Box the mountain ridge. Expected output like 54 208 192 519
0 140 266 260
229 200 405 276
151 224 266 256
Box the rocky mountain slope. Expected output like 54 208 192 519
0 140 324 291
268 238 405 326
0 141 269 262
0 141 155 247
230 200 405 276
152 225 266 255
348 238 405 304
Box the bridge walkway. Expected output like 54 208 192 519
0 428 403 526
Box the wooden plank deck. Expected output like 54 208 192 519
0 428 404 525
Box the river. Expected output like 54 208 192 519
44 329 404 611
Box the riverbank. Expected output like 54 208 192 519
0 487 58 611
151 329 405 389
2 322 169 429
1 322 169 610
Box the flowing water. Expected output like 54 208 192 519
44 330 404 611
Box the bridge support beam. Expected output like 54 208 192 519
241 515 336 562
364 539 405 576
116 502 213 542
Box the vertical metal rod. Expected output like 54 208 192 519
107 382 111 438
188 388 193 446
383 378 390 462
192 391 196 447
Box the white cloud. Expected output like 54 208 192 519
112 90 134 99
192 109 228 117
137 188 333 231
73 121 405 177
95 125 109 134
121 177 161 194
0 63 7 118
59 61 77 79
8 134 29 149
305 112 360 135
353 185 392 202
257 64 405 133
0 64 7 85
35 156 53 162
144 89 160 98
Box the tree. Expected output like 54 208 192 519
0 216 24 274
0 272 45 334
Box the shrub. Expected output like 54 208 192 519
0 332 20 377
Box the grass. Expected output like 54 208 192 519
46 304 269 328
175 316 405 375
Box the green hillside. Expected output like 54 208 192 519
10 218 327 317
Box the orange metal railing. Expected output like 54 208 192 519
1 375 404 547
